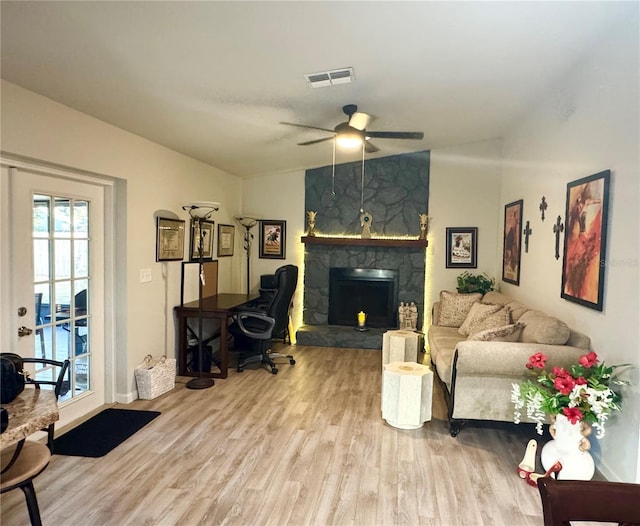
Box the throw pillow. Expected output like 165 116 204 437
481 291 513 306
467 305 512 335
506 301 528 322
458 302 502 336
437 290 482 328
467 322 524 342
519 311 570 345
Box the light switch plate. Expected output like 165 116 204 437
139 269 152 283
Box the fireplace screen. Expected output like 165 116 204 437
328 268 399 328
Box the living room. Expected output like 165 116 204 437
1 2 638 523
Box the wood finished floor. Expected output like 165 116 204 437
1 345 548 526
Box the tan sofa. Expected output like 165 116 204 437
428 290 591 436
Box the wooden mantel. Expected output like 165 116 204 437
301 236 428 248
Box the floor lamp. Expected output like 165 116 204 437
183 201 220 390
235 216 258 294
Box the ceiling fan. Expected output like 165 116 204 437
280 104 424 153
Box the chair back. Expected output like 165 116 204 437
34 293 44 325
23 358 71 398
266 265 298 340
537 476 640 526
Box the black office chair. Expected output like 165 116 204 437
230 264 298 374
537 476 640 526
22 358 70 452
73 289 88 354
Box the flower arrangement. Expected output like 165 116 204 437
511 351 628 438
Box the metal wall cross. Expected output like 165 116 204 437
553 215 564 260
523 220 533 253
539 196 548 221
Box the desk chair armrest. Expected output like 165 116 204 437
236 312 276 340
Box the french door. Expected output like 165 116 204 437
2 162 108 427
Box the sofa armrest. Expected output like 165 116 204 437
453 340 586 377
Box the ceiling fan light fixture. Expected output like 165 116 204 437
336 133 363 149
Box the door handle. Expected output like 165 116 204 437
18 326 33 337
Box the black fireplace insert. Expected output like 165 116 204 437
328 267 399 328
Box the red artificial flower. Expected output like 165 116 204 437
554 375 576 395
527 352 548 370
553 367 570 379
562 407 584 424
575 376 587 385
579 352 599 368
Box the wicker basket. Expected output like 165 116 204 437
135 354 176 400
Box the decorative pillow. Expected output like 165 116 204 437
437 290 482 328
468 322 524 342
458 302 502 336
519 311 570 345
506 301 529 322
466 306 512 335
481 291 513 306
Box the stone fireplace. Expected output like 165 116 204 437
296 150 430 350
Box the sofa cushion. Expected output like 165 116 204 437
519 311 570 345
481 291 513 306
467 306 512 337
437 291 482 327
458 302 502 336
467 322 524 342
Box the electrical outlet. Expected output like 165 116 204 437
139 269 152 283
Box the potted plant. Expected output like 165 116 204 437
456 271 495 294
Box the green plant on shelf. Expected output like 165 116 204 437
456 271 495 294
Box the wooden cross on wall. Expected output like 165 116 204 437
523 220 532 253
553 215 564 260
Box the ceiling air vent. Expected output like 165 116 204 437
305 67 355 88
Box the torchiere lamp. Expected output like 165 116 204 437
235 216 258 294
182 201 220 390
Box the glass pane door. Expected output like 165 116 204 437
33 195 91 400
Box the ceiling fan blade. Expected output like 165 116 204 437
364 141 380 153
280 122 335 133
365 131 424 140
349 112 371 131
297 136 335 146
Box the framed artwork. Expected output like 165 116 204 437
156 217 185 261
502 199 523 285
189 219 215 261
561 170 610 311
259 219 286 259
217 224 235 257
445 227 477 268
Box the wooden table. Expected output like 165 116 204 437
174 293 259 379
0 389 59 450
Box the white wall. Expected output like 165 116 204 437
499 11 639 482
241 171 305 335
0 80 244 401
427 139 503 324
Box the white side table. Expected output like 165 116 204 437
382 361 433 429
382 330 422 364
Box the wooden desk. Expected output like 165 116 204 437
0 389 59 450
174 293 259 379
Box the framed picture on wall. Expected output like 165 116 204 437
561 170 610 311
259 219 286 259
502 199 523 285
445 227 477 268
217 224 235 257
189 219 215 261
156 217 185 261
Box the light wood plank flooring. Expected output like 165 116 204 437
1 345 548 526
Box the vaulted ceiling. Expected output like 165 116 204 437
1 2 634 178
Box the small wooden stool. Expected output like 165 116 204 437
382 361 433 429
382 330 422 364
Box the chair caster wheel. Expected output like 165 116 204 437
289 358 296 365
237 366 244 373
271 367 278 374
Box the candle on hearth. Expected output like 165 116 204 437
358 311 366 327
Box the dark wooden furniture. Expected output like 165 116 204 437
175 293 259 379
